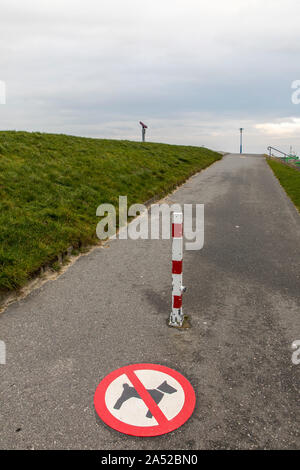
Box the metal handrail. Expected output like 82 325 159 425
267 146 299 162
267 146 289 158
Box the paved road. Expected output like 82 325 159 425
0 154 299 450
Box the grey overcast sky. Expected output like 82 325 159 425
1 0 300 153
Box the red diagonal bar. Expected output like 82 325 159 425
126 370 169 426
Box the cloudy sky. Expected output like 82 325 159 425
1 0 300 153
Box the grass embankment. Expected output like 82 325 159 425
267 158 300 212
0 131 222 293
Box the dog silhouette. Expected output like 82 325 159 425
113 380 177 418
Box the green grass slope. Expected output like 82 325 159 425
0 131 221 293
267 158 300 212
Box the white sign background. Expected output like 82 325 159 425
105 369 185 427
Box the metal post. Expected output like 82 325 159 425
139 121 148 142
169 212 186 327
240 128 244 154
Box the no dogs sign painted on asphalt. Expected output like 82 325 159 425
94 363 196 436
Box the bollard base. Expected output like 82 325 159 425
167 315 191 329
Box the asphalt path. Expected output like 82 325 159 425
0 153 299 449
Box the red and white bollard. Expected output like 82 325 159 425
169 212 186 327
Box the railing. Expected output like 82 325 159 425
267 146 299 161
267 146 289 158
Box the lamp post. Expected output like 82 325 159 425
240 128 244 154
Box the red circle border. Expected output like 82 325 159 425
94 363 196 437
